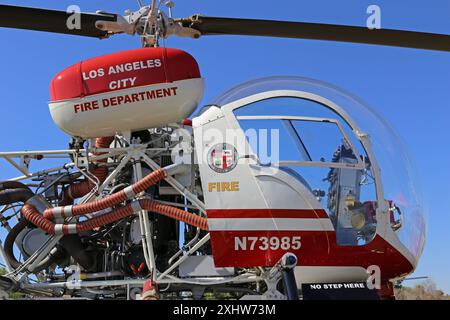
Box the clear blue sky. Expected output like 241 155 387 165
0 0 449 292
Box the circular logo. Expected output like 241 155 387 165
207 143 238 173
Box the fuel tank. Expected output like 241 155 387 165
49 47 203 138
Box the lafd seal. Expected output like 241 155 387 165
207 143 238 173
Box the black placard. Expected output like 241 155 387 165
302 282 380 300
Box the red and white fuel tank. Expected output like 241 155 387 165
49 47 203 138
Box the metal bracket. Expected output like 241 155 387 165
4 156 30 177
161 12 201 39
251 253 299 300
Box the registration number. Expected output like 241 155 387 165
234 236 301 251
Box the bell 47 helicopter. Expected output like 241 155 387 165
0 1 446 300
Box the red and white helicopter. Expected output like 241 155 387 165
0 1 446 300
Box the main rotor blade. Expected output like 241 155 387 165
179 15 450 52
0 4 118 38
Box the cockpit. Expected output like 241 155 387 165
205 76 426 262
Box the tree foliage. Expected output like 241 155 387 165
395 280 450 300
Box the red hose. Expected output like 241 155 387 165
22 199 208 235
140 199 209 231
44 168 167 220
59 137 114 206
23 135 208 236
22 204 57 235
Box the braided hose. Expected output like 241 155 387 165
22 199 208 235
22 204 57 235
139 199 209 230
59 137 114 205
44 168 167 220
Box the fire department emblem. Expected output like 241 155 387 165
207 143 238 173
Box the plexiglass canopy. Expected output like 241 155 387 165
209 76 426 261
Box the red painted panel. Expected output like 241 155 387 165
208 209 413 280
211 230 329 267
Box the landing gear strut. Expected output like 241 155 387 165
279 253 299 300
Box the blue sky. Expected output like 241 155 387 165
0 0 449 292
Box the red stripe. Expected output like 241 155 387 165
207 209 328 219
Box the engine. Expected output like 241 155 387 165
0 127 214 299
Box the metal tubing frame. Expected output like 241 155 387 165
0 140 213 292
5 150 132 278
21 272 262 290
140 153 207 214
131 157 157 279
157 233 210 281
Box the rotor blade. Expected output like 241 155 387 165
0 4 118 38
179 15 450 52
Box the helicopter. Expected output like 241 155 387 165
0 1 447 300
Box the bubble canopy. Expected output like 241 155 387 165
209 76 426 263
